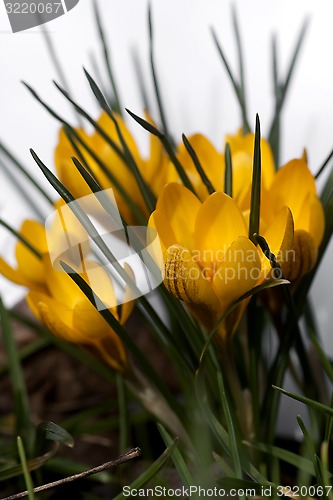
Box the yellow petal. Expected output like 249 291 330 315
55 127 96 199
119 263 136 324
72 297 116 339
0 257 46 291
213 236 261 307
261 207 294 278
42 255 83 309
147 212 165 271
226 131 275 192
93 113 145 222
27 291 128 373
170 134 224 201
194 192 247 266
90 336 128 374
15 220 47 286
154 183 201 250
282 230 317 282
296 192 325 248
164 245 220 310
94 111 140 159
27 291 79 342
47 200 90 270
142 112 167 193
269 159 317 221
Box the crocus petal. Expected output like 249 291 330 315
80 260 119 315
153 183 201 250
27 291 128 373
47 199 90 271
226 131 275 192
27 291 80 342
163 245 221 314
72 297 118 340
15 220 47 285
168 134 224 200
42 255 84 309
213 236 261 307
269 159 317 221
297 192 325 248
90 336 128 374
147 212 165 269
142 112 167 191
283 230 317 282
55 127 96 198
119 263 136 324
94 111 140 160
261 207 294 278
0 257 46 292
194 192 247 266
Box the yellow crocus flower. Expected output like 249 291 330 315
55 111 167 222
148 183 293 342
0 210 133 374
26 255 132 374
166 130 275 203
225 129 275 201
239 157 325 282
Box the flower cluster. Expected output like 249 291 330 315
0 200 132 373
0 118 325 362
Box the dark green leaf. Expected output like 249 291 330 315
148 4 172 142
83 69 156 213
274 386 333 417
93 0 122 115
182 133 215 195
0 297 34 456
126 108 197 194
224 142 233 197
36 422 74 449
249 115 261 243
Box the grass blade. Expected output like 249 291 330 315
182 133 215 195
116 374 129 454
0 142 53 206
17 436 35 500
0 158 45 220
216 370 243 482
148 4 171 142
211 27 250 133
126 108 197 194
244 440 315 477
40 24 83 127
131 48 151 113
224 142 233 197
315 146 333 179
231 6 250 134
0 297 34 456
113 440 178 500
274 386 333 418
158 424 194 488
0 219 41 259
93 0 122 115
268 19 309 147
249 114 261 243
270 35 281 167
83 69 156 213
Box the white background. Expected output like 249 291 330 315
0 0 333 434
